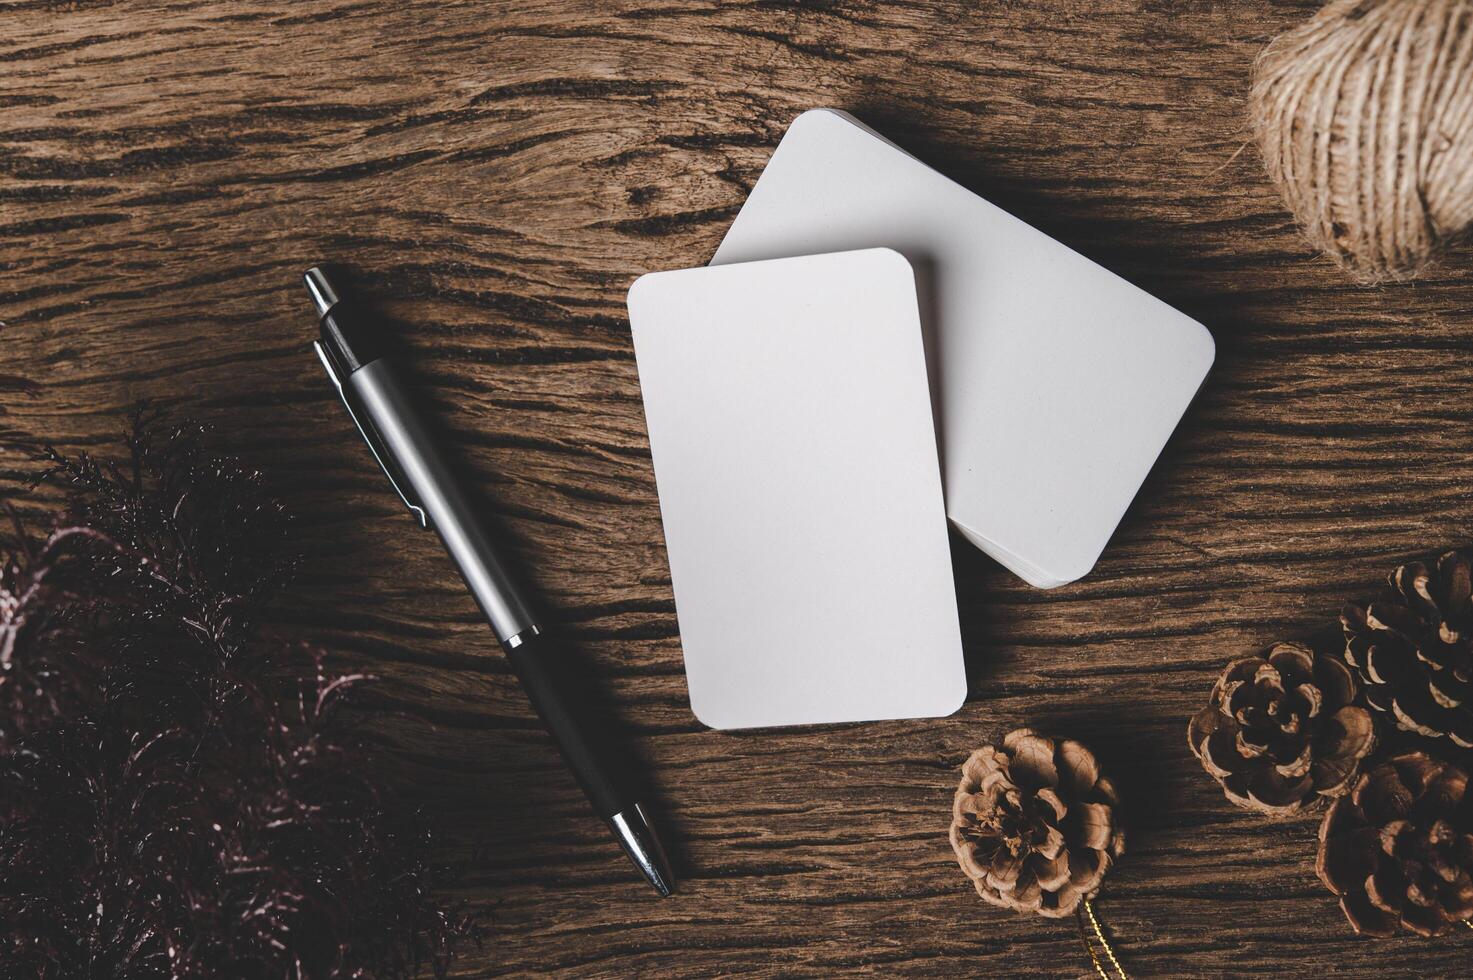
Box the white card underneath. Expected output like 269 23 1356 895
712 110 1216 588
628 249 965 730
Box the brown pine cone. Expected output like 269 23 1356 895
949 729 1125 918
1342 550 1473 747
1317 751 1473 937
1188 642 1376 816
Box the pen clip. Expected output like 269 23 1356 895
314 340 430 529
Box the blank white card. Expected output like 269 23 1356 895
628 249 965 730
713 109 1216 588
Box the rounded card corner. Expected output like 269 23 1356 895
626 272 660 312
865 246 914 277
686 689 729 732
1041 553 1097 588
1190 320 1217 370
792 107 845 130
935 681 968 719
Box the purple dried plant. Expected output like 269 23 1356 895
0 410 477 979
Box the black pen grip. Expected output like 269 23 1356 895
501 631 633 819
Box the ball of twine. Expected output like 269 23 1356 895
1249 0 1473 283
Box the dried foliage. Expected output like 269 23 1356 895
0 411 475 979
949 728 1125 919
1188 642 1377 817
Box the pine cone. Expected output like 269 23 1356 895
1317 751 1473 937
949 729 1125 918
1188 642 1376 816
1342 550 1473 747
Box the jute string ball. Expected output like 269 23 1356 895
1249 0 1473 283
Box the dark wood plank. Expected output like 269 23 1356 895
5 0 1473 975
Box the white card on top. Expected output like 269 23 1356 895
712 109 1216 588
627 248 965 730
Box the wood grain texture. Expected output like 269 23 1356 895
5 0 1473 976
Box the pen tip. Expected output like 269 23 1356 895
303 266 341 319
609 803 676 897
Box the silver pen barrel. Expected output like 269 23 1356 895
346 359 538 643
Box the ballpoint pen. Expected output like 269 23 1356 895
303 266 674 897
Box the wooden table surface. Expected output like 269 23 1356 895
6 1 1473 976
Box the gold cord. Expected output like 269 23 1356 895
1076 897 1129 980
1076 906 1110 980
